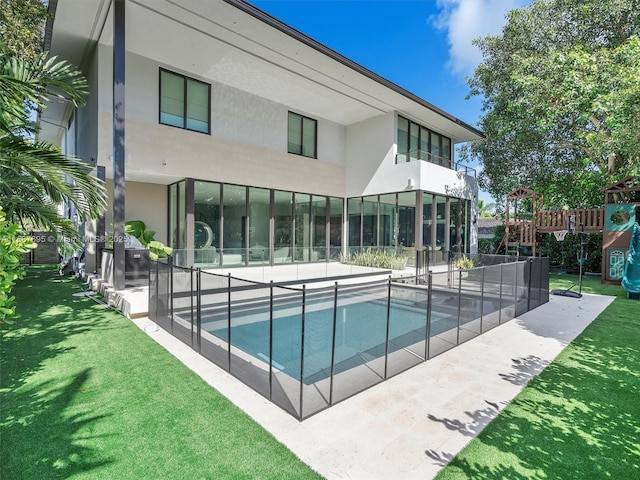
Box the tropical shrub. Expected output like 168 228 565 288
454 255 477 270
125 220 172 261
341 248 408 270
0 207 36 323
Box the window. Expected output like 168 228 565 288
160 69 210 134
288 112 317 158
396 115 452 167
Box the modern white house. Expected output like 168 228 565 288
41 0 483 287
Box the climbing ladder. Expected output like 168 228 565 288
502 187 540 256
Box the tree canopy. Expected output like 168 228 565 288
461 0 640 208
0 0 49 58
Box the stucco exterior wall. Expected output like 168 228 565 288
94 48 346 197
345 111 477 202
104 179 168 244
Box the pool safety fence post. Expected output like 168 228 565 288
527 258 533 312
514 262 519 317
150 258 158 321
329 281 338 406
227 273 232 372
269 281 274 401
425 249 430 277
169 254 174 334
456 269 462 345
196 268 202 353
383 276 391 380
299 285 306 420
425 271 433 360
190 266 195 349
499 262 504 324
480 267 486 333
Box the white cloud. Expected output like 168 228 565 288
432 0 530 78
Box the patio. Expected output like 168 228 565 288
132 289 613 479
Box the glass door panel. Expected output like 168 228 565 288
294 193 311 262
329 197 343 260
379 193 397 249
398 191 416 267
397 116 409 164
222 184 247 266
435 195 447 259
362 196 378 247
248 187 270 264
194 181 220 265
169 183 178 248
274 190 292 264
312 196 327 262
348 198 362 254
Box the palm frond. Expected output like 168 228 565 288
0 135 106 219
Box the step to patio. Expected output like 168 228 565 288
85 274 149 319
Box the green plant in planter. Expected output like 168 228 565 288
341 248 408 270
454 255 477 269
125 220 172 261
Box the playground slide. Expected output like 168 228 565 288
621 222 640 294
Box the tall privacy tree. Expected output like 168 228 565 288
461 0 640 208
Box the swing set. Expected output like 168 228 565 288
499 177 640 289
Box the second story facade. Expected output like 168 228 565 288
41 0 483 270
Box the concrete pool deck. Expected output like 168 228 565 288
131 290 614 479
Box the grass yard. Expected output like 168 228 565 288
436 273 640 479
0 266 322 480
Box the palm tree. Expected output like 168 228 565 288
478 199 497 218
0 48 106 245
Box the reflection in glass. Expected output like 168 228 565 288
312 196 327 261
397 191 416 248
222 184 247 265
362 196 378 247
450 198 461 255
294 193 311 262
442 136 451 164
329 197 343 259
397 116 409 164
169 183 177 248
423 193 434 251
379 194 396 248
410 122 419 162
348 198 361 252
249 187 270 264
274 191 292 263
177 181 186 249
194 181 220 265
436 195 446 250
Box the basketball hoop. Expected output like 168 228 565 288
553 230 568 241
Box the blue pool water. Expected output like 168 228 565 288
203 297 456 383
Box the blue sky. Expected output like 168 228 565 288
250 0 530 203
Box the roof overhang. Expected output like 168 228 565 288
43 0 483 143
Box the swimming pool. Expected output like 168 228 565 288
199 291 457 384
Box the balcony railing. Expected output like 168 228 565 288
395 149 476 178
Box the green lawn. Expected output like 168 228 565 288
0 266 321 480
436 273 640 479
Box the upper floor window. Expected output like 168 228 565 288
396 115 451 167
288 112 317 158
160 69 210 134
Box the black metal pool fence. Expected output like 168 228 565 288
148 256 549 420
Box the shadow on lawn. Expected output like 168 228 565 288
433 298 640 479
1 266 115 478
